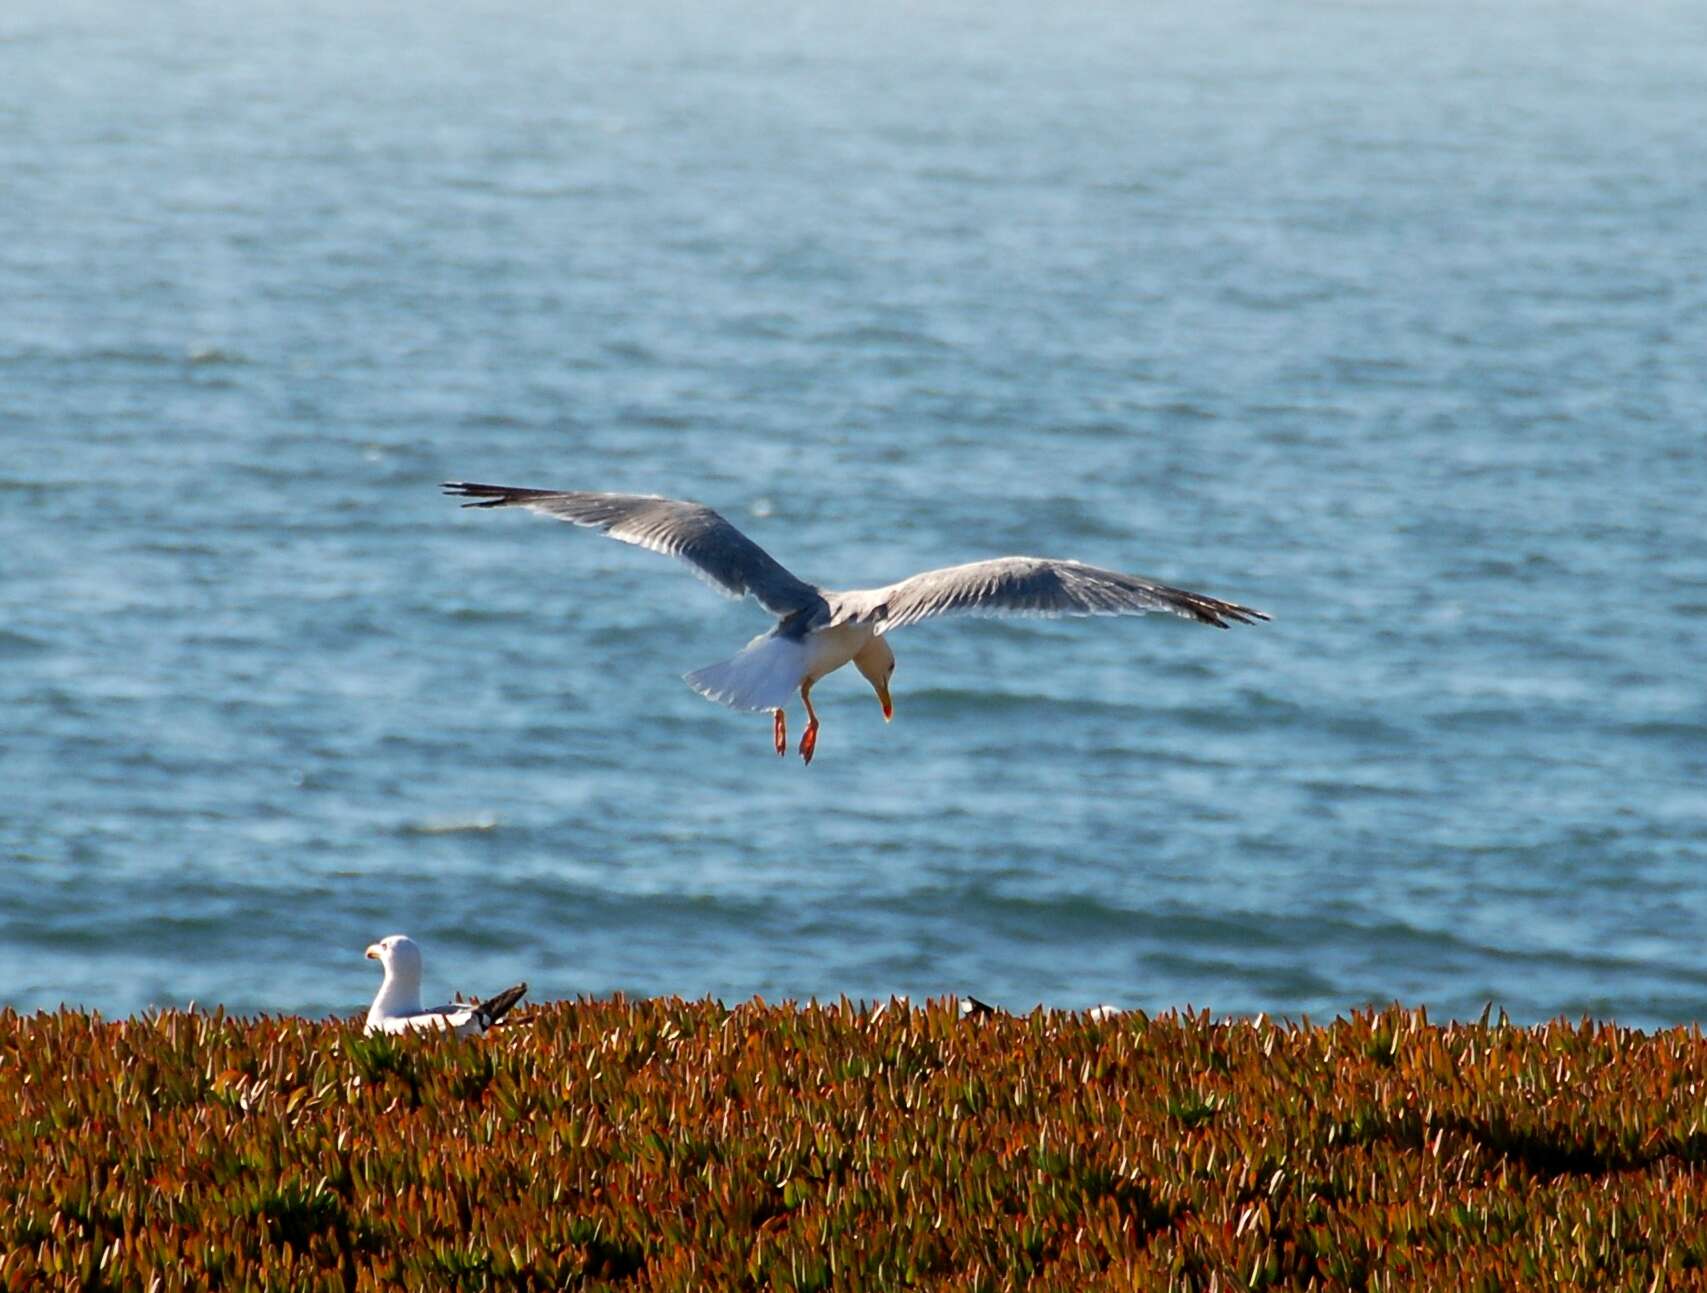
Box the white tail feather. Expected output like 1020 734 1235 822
683 634 805 712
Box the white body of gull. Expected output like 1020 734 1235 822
445 482 1268 764
363 934 527 1036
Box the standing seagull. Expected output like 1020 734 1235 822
364 934 528 1036
444 482 1268 764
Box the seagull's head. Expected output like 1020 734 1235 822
365 933 423 984
853 636 896 722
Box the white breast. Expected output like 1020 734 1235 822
803 622 876 684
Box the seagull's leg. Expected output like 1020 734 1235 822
773 708 787 757
798 682 820 765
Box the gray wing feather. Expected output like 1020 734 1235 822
444 483 822 616
836 557 1268 631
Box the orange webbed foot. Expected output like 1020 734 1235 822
799 721 819 766
773 709 787 757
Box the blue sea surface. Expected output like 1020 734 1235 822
2 0 1704 1024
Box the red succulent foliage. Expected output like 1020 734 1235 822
2 1000 1705 1289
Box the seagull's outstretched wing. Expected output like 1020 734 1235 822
835 557 1268 632
444 483 823 617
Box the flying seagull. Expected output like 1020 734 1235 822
363 933 527 1036
444 482 1268 764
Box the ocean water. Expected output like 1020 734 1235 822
2 0 1704 1026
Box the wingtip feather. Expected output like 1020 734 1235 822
476 981 529 1028
443 481 541 510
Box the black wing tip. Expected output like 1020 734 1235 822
1198 600 1270 629
1220 611 1271 628
477 981 529 1027
443 481 538 509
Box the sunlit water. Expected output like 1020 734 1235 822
2 0 1704 1024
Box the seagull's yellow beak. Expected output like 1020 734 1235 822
365 944 380 961
877 682 893 722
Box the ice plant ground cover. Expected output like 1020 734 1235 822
4 999 1707 1289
